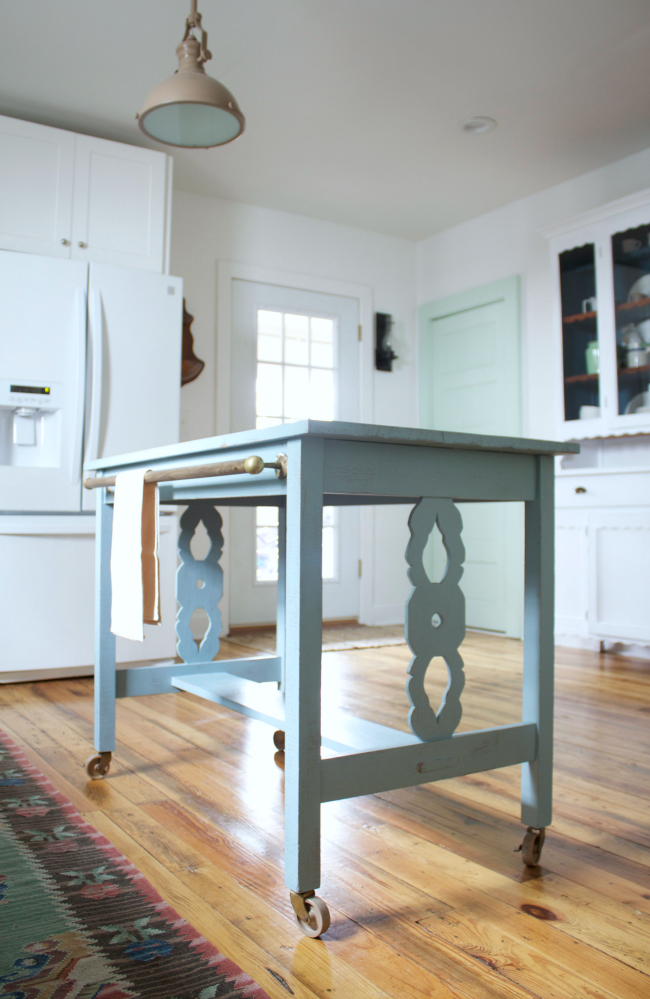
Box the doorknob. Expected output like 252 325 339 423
60 238 69 245
77 241 87 249
575 486 587 494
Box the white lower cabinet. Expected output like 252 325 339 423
587 509 650 643
555 470 650 647
555 510 589 640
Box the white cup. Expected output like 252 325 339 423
627 348 650 368
579 405 601 420
582 297 597 313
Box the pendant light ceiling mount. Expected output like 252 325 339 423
137 0 245 149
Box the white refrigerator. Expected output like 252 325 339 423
0 250 183 680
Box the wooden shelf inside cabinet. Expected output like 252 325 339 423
616 296 650 314
618 364 650 379
565 365 650 385
563 311 597 324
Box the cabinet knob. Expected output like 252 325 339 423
60 238 69 245
77 241 87 249
575 486 587 494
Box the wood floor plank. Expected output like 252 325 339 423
2 634 650 999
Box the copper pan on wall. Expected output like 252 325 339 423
181 300 205 385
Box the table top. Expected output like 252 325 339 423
85 420 580 472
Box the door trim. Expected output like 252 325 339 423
215 261 374 633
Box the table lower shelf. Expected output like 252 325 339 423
171 672 421 754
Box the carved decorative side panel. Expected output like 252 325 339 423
405 498 466 741
176 505 224 664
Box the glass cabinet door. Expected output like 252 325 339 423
559 244 600 422
610 223 650 416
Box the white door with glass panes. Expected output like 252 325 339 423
229 280 360 626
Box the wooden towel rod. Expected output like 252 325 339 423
83 453 287 490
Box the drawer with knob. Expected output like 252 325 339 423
555 471 650 508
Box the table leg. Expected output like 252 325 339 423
284 436 327 932
277 503 286 692
87 489 116 780
521 455 554 854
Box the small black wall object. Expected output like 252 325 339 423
375 312 399 371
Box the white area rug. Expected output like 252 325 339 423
226 623 407 653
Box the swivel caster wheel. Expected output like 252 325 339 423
290 890 331 938
519 826 546 866
273 729 285 751
85 751 112 780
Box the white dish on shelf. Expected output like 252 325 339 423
628 275 650 301
625 391 650 414
636 318 650 343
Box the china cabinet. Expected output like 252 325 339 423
545 189 650 439
0 115 171 273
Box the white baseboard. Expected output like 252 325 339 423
555 634 650 659
0 658 177 685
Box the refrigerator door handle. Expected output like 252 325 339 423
85 287 104 464
71 285 87 482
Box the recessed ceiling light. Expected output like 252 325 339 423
460 117 497 135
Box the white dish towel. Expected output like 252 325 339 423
110 468 160 641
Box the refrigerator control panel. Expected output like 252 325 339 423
0 380 61 410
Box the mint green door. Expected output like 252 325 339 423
419 277 522 636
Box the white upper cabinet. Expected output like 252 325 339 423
71 135 167 271
0 115 170 273
0 117 75 257
545 190 650 439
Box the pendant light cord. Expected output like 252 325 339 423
184 0 212 64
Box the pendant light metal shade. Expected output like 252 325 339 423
137 3 245 149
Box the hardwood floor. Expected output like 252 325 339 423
1 634 649 999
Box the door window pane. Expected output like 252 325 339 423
309 368 335 421
255 505 338 583
284 313 309 365
257 309 283 362
559 244 600 422
256 506 279 582
256 362 282 419
310 317 334 368
611 224 650 415
284 365 310 419
254 307 340 583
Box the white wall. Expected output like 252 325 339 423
169 190 417 626
416 144 650 440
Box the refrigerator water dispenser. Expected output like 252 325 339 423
0 380 63 467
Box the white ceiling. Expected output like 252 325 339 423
2 0 650 240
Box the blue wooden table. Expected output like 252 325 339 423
84 420 578 937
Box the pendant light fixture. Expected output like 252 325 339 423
137 0 245 148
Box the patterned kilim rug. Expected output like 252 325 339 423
227 622 407 654
0 729 270 999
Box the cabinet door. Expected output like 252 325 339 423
599 211 650 433
555 510 589 639
71 135 167 272
557 240 603 426
588 509 650 643
0 115 74 257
